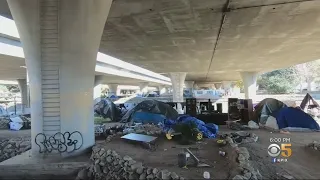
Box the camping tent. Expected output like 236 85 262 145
94 99 120 122
121 100 178 123
276 107 320 130
253 98 287 125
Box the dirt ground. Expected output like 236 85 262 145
2 126 320 179
97 136 238 179
237 128 320 179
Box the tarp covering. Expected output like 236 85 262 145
253 98 287 125
300 93 320 110
121 100 179 123
164 115 219 138
94 99 120 122
276 107 320 130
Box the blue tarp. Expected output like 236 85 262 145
164 115 219 138
276 107 320 130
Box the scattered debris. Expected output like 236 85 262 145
306 141 320 151
203 171 210 179
219 131 258 145
219 150 226 157
123 123 162 136
178 148 210 168
121 133 158 150
0 137 31 162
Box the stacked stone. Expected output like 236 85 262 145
232 146 262 180
76 146 182 180
0 117 10 129
0 138 31 162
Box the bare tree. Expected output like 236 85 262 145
295 60 320 91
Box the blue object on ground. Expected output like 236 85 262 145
164 115 219 138
132 112 166 124
276 107 320 130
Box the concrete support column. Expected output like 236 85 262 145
222 81 232 96
169 72 186 102
241 72 257 100
184 81 194 97
17 79 28 114
108 84 118 97
94 75 103 103
214 83 222 90
158 85 165 94
8 0 112 157
139 82 149 94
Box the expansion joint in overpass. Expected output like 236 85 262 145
205 0 230 79
230 0 317 10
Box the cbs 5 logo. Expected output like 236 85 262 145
268 144 292 157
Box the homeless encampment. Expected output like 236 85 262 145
94 99 120 122
164 115 219 138
121 100 179 123
276 107 320 130
253 98 287 125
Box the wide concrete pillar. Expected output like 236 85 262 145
158 85 165 94
17 79 28 113
241 72 257 100
139 82 149 94
184 81 194 97
94 75 103 103
214 83 222 90
169 72 186 102
8 0 112 157
108 84 118 97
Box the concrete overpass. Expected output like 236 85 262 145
0 0 319 158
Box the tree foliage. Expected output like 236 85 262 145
257 67 298 94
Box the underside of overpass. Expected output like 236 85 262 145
1 0 320 83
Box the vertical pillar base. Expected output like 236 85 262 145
241 72 257 100
169 72 186 102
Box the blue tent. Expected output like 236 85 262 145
276 107 320 130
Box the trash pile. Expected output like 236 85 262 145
219 131 258 145
306 141 320 151
0 115 30 130
123 123 162 136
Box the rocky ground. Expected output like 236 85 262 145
0 137 31 162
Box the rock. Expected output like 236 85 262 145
128 160 137 166
146 174 154 180
5 144 12 149
19 141 30 148
95 159 100 164
239 162 254 172
147 168 152 175
152 168 159 174
252 169 262 180
129 173 139 180
113 160 119 166
238 154 246 162
171 172 179 180
112 150 118 156
136 167 144 174
77 168 88 180
161 169 171 180
119 160 125 165
94 164 101 174
103 166 109 174
99 148 106 156
243 172 251 179
131 162 143 171
233 175 245 180
107 149 112 155
123 155 133 161
180 177 185 180
238 147 250 159
139 173 147 180
106 156 113 163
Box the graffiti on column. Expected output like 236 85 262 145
35 131 83 153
